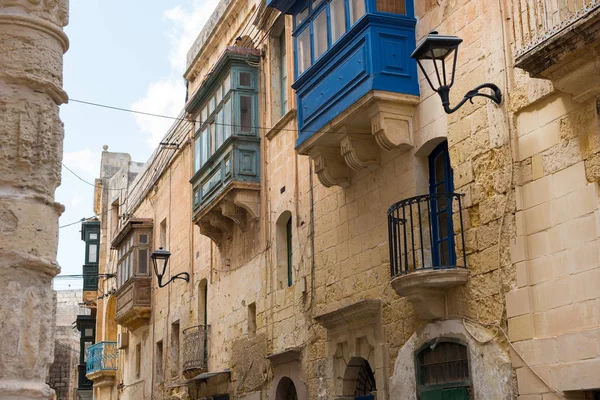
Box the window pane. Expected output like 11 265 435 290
296 7 308 26
240 95 252 133
139 234 148 244
201 128 209 165
138 248 148 274
350 0 366 24
331 0 347 43
88 244 98 263
313 10 328 60
128 252 133 278
209 96 216 115
84 328 93 337
312 0 322 9
194 136 201 172
216 109 223 149
224 97 232 139
89 233 98 240
297 27 311 74
223 74 230 94
280 34 288 115
201 106 208 123
216 85 222 104
377 0 405 14
210 122 216 153
239 71 252 87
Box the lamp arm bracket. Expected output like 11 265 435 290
437 83 502 114
157 272 191 288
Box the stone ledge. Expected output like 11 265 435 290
391 268 469 320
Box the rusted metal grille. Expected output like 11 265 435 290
182 324 209 372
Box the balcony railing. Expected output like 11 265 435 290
86 341 118 375
513 0 600 56
182 324 209 377
388 193 466 278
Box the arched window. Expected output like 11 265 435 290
343 357 376 400
428 141 456 267
276 377 298 400
276 211 293 288
416 339 471 399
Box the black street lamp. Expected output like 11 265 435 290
151 247 190 288
411 31 502 114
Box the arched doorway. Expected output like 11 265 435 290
416 339 470 399
275 376 298 400
343 357 376 400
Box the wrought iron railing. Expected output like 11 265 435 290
388 193 466 278
513 0 600 56
182 325 209 373
86 341 118 375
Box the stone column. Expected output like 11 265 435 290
0 1 69 399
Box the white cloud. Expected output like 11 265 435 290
63 148 101 178
132 0 220 149
71 195 82 207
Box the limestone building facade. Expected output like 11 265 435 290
81 0 600 399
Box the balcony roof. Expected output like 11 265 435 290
81 219 100 241
266 0 297 14
185 46 261 114
111 218 153 249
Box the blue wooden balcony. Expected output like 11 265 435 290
267 0 420 189
86 341 118 381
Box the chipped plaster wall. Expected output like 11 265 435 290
0 0 69 398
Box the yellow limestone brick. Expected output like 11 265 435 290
506 287 532 318
509 314 535 342
553 162 586 198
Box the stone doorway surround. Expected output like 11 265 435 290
267 347 307 400
314 300 387 400
389 320 512 400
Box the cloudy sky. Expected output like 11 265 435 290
55 0 219 289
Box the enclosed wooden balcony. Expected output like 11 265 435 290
267 0 420 188
388 193 469 319
114 276 152 331
513 0 600 102
85 341 117 386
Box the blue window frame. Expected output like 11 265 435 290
428 142 455 268
292 0 410 78
193 66 258 174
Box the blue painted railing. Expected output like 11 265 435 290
86 341 118 375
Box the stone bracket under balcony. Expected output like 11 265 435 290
391 269 469 320
194 185 260 247
299 92 418 188
515 6 600 103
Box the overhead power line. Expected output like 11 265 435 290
62 163 126 191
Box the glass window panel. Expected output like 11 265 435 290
331 0 347 43
84 341 92 361
280 34 288 115
84 328 93 337
139 234 148 244
435 154 445 184
201 128 209 165
313 10 328 60
223 74 230 94
376 0 405 14
88 244 98 263
296 7 308 26
128 252 133 279
215 109 223 149
89 233 98 240
350 0 366 24
201 106 208 123
438 211 449 240
194 136 201 172
216 85 223 104
210 122 216 153
224 97 232 139
297 27 311 75
239 71 252 87
138 248 148 275
239 95 253 133
312 0 322 9
439 240 449 266
209 96 216 115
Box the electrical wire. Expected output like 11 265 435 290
68 98 368 136
62 163 127 191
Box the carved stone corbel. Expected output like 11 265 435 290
310 147 351 188
221 198 248 231
368 101 414 151
207 212 233 239
340 133 380 172
197 218 224 247
233 189 260 221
